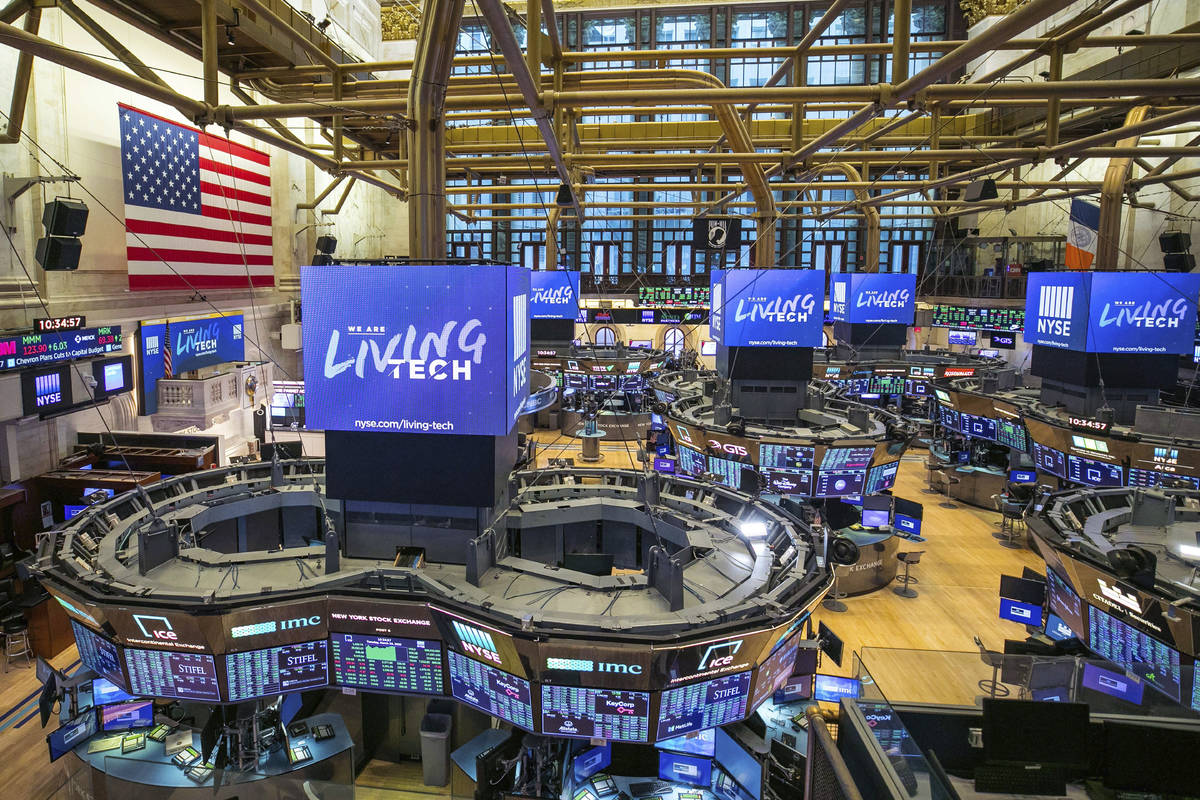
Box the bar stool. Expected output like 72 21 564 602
939 470 960 509
0 604 29 673
992 495 1025 550
922 457 943 495
893 551 924 598
974 635 1011 700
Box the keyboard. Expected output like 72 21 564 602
629 781 672 797
973 763 1066 796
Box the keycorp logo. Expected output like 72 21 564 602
453 620 502 665
1037 284 1074 338
133 614 178 641
1096 578 1142 615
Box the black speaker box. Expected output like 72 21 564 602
1159 231 1191 253
311 254 334 266
315 235 337 254
42 198 88 237
35 237 81 270
963 178 998 202
1164 252 1195 272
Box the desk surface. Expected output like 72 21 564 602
71 711 350 787
837 525 895 546
567 773 720 800
954 465 1005 476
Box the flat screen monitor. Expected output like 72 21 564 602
1044 614 1077 642
91 355 133 400
1009 469 1037 484
541 685 651 742
701 340 717 356
817 621 843 667
329 633 444 696
814 469 865 498
47 711 97 762
715 727 761 799
812 674 860 703
1081 662 1144 705
864 461 899 495
981 699 1089 768
629 340 652 349
447 651 535 732
892 496 922 520
748 631 801 711
71 621 125 686
1000 574 1047 605
978 348 1001 358
124 648 221 702
653 456 676 474
999 598 1043 626
64 504 88 520
1032 443 1068 479
1045 569 1086 637
861 508 890 528
91 677 137 706
656 727 716 756
659 751 712 787
572 742 612 783
1103 720 1200 796
773 674 813 704
224 641 329 701
99 700 154 731
1088 606 1182 702
656 671 752 741
948 329 978 346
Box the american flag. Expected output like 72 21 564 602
119 104 274 291
162 320 173 379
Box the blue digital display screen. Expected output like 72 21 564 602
653 457 676 474
92 677 137 705
999 598 1042 625
948 329 977 346
938 405 961 431
814 469 866 498
712 269 825 347
138 315 242 414
960 413 997 441
301 264 530 436
448 651 535 731
656 727 716 756
676 445 707 477
71 621 125 686
1088 606 1182 702
813 674 860 703
224 641 329 701
124 648 221 702
659 751 713 787
1032 443 1068 478
865 461 899 495
822 447 874 469
1066 455 1123 487
329 633 443 695
829 272 916 324
1009 469 1037 483
656 671 752 740
540 685 651 742
1082 662 1144 705
47 712 96 762
99 700 154 731
573 742 612 783
1025 271 1200 354
893 514 921 535
761 467 812 495
529 270 580 319
1046 569 1085 637
715 727 762 799
1044 613 1077 642
0 326 122 372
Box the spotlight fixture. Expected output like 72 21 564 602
225 9 239 46
555 183 573 207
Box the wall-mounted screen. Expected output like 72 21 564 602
447 651 535 731
658 751 713 787
329 633 443 695
224 640 329 701
138 314 240 414
1 325 122 372
948 329 978 346
124 648 221 702
656 671 752 741
91 355 134 400
540 685 651 742
71 620 125 686
529 270 580 319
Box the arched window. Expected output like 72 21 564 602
663 327 686 357
594 326 617 347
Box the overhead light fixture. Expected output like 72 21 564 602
741 520 768 540
225 8 239 46
555 183 573 207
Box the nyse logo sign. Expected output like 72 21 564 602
1037 283 1075 338
831 280 848 316
512 294 528 398
453 620 503 666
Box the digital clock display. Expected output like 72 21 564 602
34 316 86 332
1066 415 1110 434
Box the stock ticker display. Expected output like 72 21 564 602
931 305 1024 332
71 621 125 686
448 651 535 731
540 685 651 742
125 648 221 702
656 671 752 740
225 641 330 701
329 634 444 695
748 633 801 709
1088 606 1183 702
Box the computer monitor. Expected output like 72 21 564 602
817 621 843 667
47 711 97 762
715 727 762 800
981 699 1089 769
999 597 1043 626
812 674 860 703
861 508 890 528
999 574 1046 605
1043 613 1076 642
92 677 137 706
893 513 921 536
1102 719 1200 796
572 742 611 782
701 340 717 356
658 751 712 787
1081 662 1143 705
99 700 154 731
656 727 716 757
1009 469 1037 484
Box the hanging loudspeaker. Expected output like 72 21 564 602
1159 232 1190 253
829 536 860 566
311 254 334 266
315 235 337 254
963 178 997 202
42 198 88 237
1164 253 1195 272
35 237 81 271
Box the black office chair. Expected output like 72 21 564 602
992 494 1025 549
974 635 1011 700
893 551 923 598
0 580 30 673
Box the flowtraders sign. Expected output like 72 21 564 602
715 269 825 347
301 264 529 436
138 313 245 414
1025 271 1200 354
829 273 916 325
529 270 580 319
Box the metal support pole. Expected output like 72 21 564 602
891 0 911 87
0 5 38 145
200 0 218 109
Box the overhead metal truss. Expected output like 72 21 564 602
0 0 1198 266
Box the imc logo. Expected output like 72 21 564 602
1037 284 1074 337
698 639 743 671
452 620 502 665
133 614 178 641
545 657 643 675
34 373 62 407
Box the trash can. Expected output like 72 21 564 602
419 712 452 786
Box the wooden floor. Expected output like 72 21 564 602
0 443 1040 798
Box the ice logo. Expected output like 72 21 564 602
733 292 817 323
1098 296 1189 329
